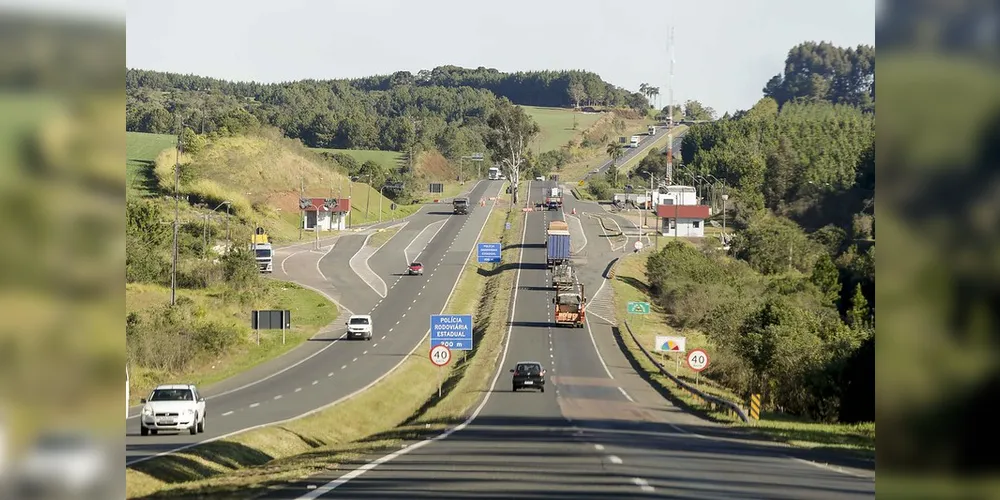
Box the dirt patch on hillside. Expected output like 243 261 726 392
416 150 456 181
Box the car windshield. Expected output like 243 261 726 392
515 364 542 375
149 389 193 401
349 317 370 325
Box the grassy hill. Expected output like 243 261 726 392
311 148 403 169
136 128 408 243
523 106 603 153
127 132 176 197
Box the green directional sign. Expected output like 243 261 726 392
627 301 650 315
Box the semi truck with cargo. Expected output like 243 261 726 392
545 220 571 269
251 230 273 273
545 187 563 210
552 283 586 328
551 262 575 291
453 197 470 215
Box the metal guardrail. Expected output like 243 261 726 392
622 319 749 422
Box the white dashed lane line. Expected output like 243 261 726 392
295 388 302 393
381 335 387 340
373 343 378 347
249 403 260 408
363 350 368 355
222 411 234 416
312 380 319 385
608 455 623 464
328 372 334 377
352 357 358 362
594 444 605 451
274 395 282 400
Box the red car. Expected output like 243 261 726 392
407 262 424 275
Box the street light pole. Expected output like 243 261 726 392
170 128 182 306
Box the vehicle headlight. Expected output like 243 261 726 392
142 406 153 415
183 408 195 415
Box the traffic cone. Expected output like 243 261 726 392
571 207 577 215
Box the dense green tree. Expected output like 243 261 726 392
762 41 874 112
810 253 841 306
683 99 716 121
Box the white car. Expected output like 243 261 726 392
14 431 114 498
346 314 373 340
139 384 206 436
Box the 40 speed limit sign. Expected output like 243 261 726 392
686 349 709 372
429 344 452 367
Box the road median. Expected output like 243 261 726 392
125 192 524 499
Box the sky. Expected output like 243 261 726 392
125 0 875 115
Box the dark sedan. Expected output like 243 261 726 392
510 361 545 392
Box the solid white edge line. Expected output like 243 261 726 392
280 249 306 276
584 292 614 380
349 232 387 298
617 387 635 403
403 219 448 270
294 180 523 498
365 221 410 297
315 238 337 282
565 213 588 253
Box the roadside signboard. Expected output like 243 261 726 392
655 335 686 353
429 344 452 367
430 314 473 351
634 241 644 252
477 243 502 263
686 348 710 372
627 301 650 314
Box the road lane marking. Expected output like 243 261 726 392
280 249 306 275
313 380 319 385
295 388 302 393
381 335 386 340
631 478 654 492
594 444 604 451
222 411 233 416
328 372 334 377
341 365 347 370
608 455 623 464
274 395 282 400
249 403 260 408
363 350 368 355
583 285 615 380
617 387 635 402
352 357 358 362
373 343 378 347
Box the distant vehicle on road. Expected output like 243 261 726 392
545 220 571 269
551 263 574 291
629 135 641 148
488 166 501 180
453 197 469 215
346 314 373 340
14 431 114 498
553 283 586 328
139 384 206 436
546 187 563 210
648 125 656 135
252 229 273 273
407 262 424 275
510 361 545 392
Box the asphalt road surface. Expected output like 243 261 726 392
125 180 504 466
582 126 686 181
268 181 875 499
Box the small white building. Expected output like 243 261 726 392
656 203 710 238
653 185 697 207
303 197 351 231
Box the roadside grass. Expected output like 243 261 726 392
127 131 177 198
366 225 402 249
125 280 339 406
522 105 602 153
310 147 402 169
125 188 525 499
557 118 658 182
609 252 875 458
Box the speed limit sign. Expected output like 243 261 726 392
686 349 709 372
429 344 452 367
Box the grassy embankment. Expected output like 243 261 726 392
558 112 654 182
312 147 467 201
126 183 526 499
126 281 339 407
366 225 403 249
522 105 603 153
609 253 875 458
127 131 414 243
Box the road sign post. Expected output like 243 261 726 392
429 344 452 398
749 393 761 422
627 301 650 331
686 348 710 387
476 243 501 264
430 314 474 351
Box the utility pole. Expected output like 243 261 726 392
666 26 675 184
299 176 304 240
171 126 182 306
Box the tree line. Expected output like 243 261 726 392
642 41 875 423
126 66 647 156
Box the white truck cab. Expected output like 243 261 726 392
346 314 373 340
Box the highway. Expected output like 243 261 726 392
125 180 504 465
267 181 875 499
582 125 686 181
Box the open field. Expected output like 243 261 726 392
125 280 339 406
125 185 526 498
610 253 875 458
127 132 177 197
522 105 603 153
310 147 402 168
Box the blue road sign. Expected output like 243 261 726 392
430 314 473 351
477 243 502 263
505 222 511 230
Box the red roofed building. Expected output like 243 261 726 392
302 198 351 231
656 203 710 237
